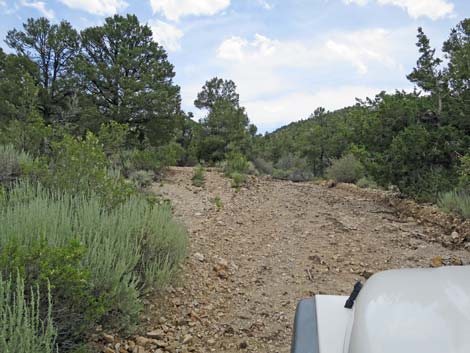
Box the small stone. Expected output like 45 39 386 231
155 340 167 348
207 339 216 346
217 270 228 279
359 270 374 279
450 256 463 266
431 256 443 268
216 258 229 270
239 341 248 349
182 334 193 344
132 345 146 353
103 347 114 353
194 252 205 262
326 180 336 188
102 333 114 344
135 336 156 347
147 329 164 339
451 231 460 243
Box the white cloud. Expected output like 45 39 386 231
59 0 128 16
343 0 454 20
343 0 369 5
257 0 272 10
149 20 183 51
20 1 54 19
216 29 398 75
150 0 230 21
0 1 6 7
326 28 396 75
245 86 389 131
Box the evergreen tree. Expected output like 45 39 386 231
76 14 181 145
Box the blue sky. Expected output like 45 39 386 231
1 0 469 132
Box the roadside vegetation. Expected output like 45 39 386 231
191 165 206 187
0 12 469 353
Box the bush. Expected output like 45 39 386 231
98 121 129 158
123 143 184 176
156 142 185 168
438 190 470 219
0 241 100 351
273 153 312 181
0 144 33 183
224 152 251 176
1 114 52 157
0 274 57 353
213 195 223 211
458 154 470 191
39 133 135 209
191 165 205 187
0 182 188 347
326 153 364 183
230 172 247 189
129 170 155 189
252 157 273 175
356 177 379 189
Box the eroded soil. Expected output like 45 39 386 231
136 167 470 353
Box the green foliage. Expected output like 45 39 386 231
438 190 470 219
157 142 185 167
213 195 223 211
191 165 205 187
0 48 39 125
129 170 155 189
76 14 181 145
44 133 135 208
2 114 53 156
194 79 254 163
458 154 470 191
0 241 100 351
194 77 240 110
273 153 312 181
0 181 188 345
252 157 273 175
6 17 80 123
0 274 57 353
229 172 247 190
356 177 379 189
98 121 129 159
0 144 34 183
326 154 364 183
224 152 251 176
123 143 184 176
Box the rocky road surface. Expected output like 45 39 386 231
110 167 470 353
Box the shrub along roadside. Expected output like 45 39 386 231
0 182 188 351
224 152 250 189
191 165 205 187
0 144 34 184
438 190 470 219
0 274 57 353
325 153 364 184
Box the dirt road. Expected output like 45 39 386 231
144 167 470 353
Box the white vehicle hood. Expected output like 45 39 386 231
346 266 470 353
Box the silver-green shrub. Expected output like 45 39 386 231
0 275 57 353
0 182 188 331
326 153 364 183
0 144 32 183
438 190 470 219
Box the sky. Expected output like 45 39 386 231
0 0 469 132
